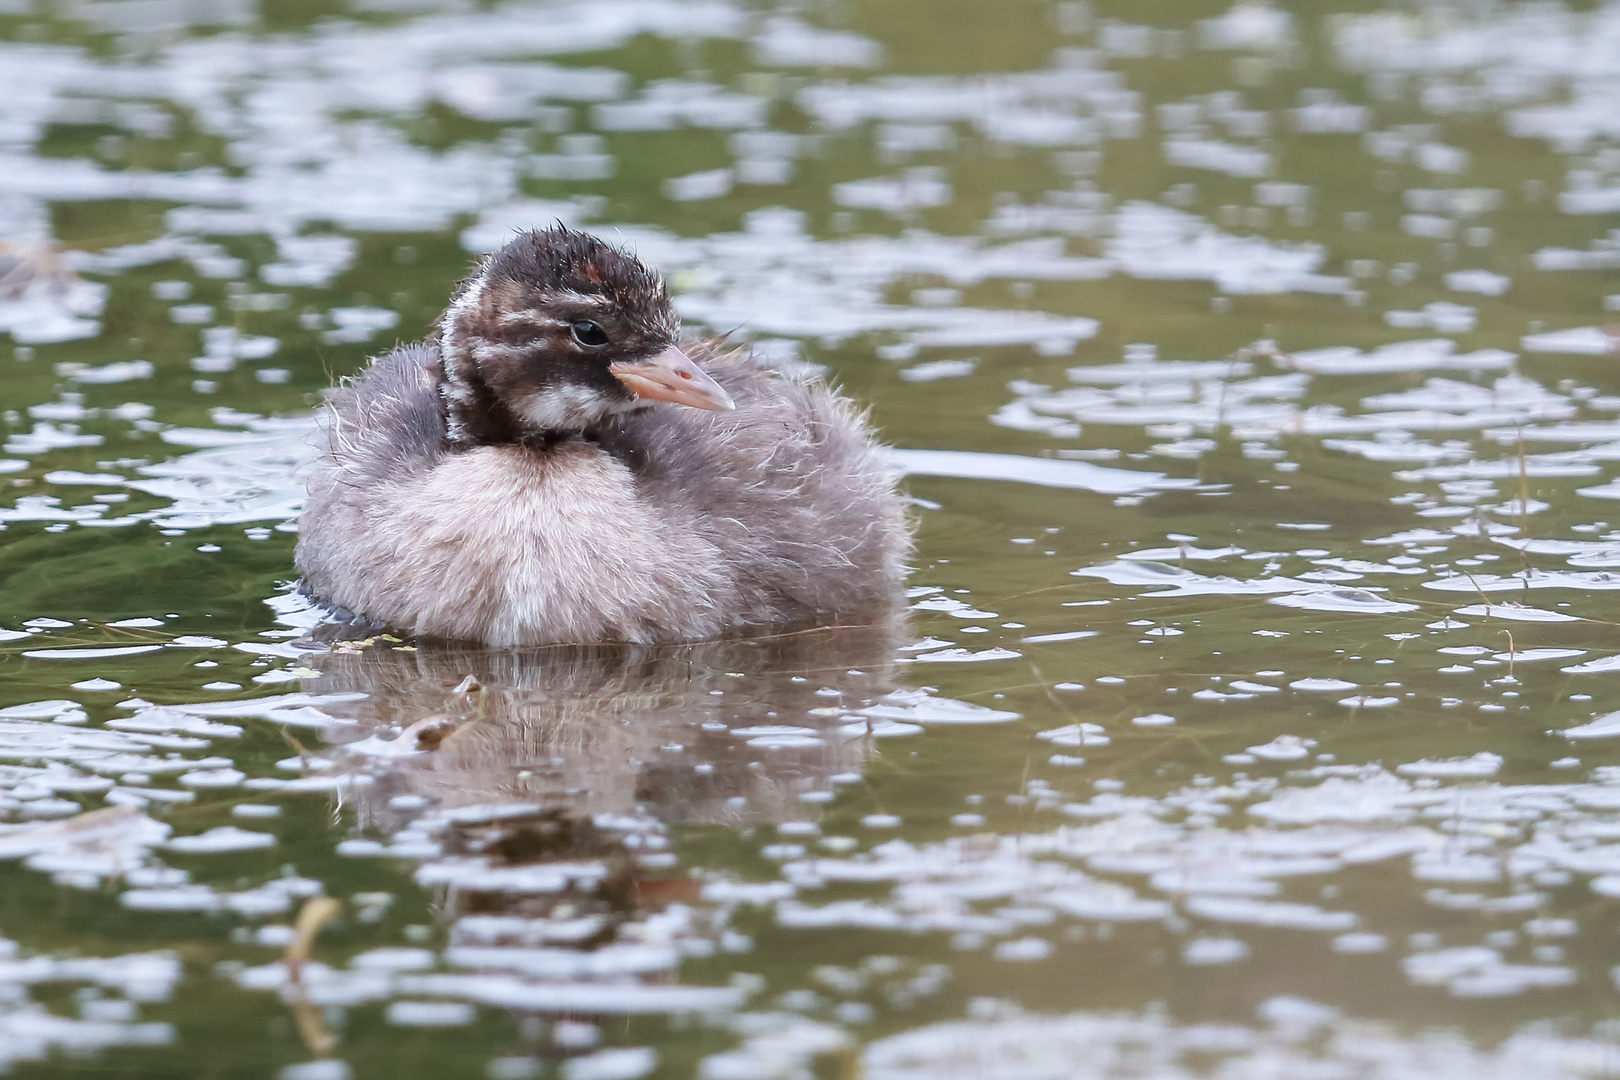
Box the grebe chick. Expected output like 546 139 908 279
295 226 910 646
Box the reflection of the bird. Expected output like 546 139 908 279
259 625 913 1062
308 621 904 829
300 619 906 915
274 623 908 1063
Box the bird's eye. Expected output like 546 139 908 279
570 320 609 348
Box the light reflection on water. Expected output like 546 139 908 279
5 0 1620 1075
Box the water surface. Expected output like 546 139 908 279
4 0 1620 1076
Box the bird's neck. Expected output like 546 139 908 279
438 349 527 447
438 278 529 447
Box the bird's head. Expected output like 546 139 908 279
437 226 733 444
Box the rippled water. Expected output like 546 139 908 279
5 0 1620 1076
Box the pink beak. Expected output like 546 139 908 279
610 345 735 412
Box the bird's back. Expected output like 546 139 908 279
600 351 911 624
309 342 448 487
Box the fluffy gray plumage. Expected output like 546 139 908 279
296 245 912 646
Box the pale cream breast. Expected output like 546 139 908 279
323 441 734 645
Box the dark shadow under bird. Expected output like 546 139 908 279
295 226 911 646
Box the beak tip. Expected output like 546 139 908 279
613 347 738 412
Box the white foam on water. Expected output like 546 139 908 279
1247 736 1311 761
909 647 1023 664
105 710 243 739
560 1046 657 1080
22 645 163 660
1446 270 1512 296
1037 724 1111 748
392 975 742 1015
1269 589 1418 614
1556 712 1620 740
1163 138 1273 178
1289 676 1354 693
1074 560 1315 597
1184 897 1356 931
1452 603 1581 623
890 449 1192 494
1523 327 1615 355
164 826 275 853
1118 544 1245 561
385 1000 477 1028
859 691 1020 725
1396 753 1503 779
1285 339 1514 375
1425 569 1620 593
861 1004 1620 1080
1021 630 1099 643
1107 201 1344 294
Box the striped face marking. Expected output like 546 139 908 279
436 227 686 444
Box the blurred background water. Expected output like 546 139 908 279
5 0 1620 1076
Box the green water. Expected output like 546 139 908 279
4 0 1620 1076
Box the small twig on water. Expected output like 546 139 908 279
285 895 342 985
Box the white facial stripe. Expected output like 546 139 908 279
469 341 531 363
443 274 485 326
497 310 568 326
439 274 488 444
507 288 614 310
514 385 635 432
549 289 612 307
